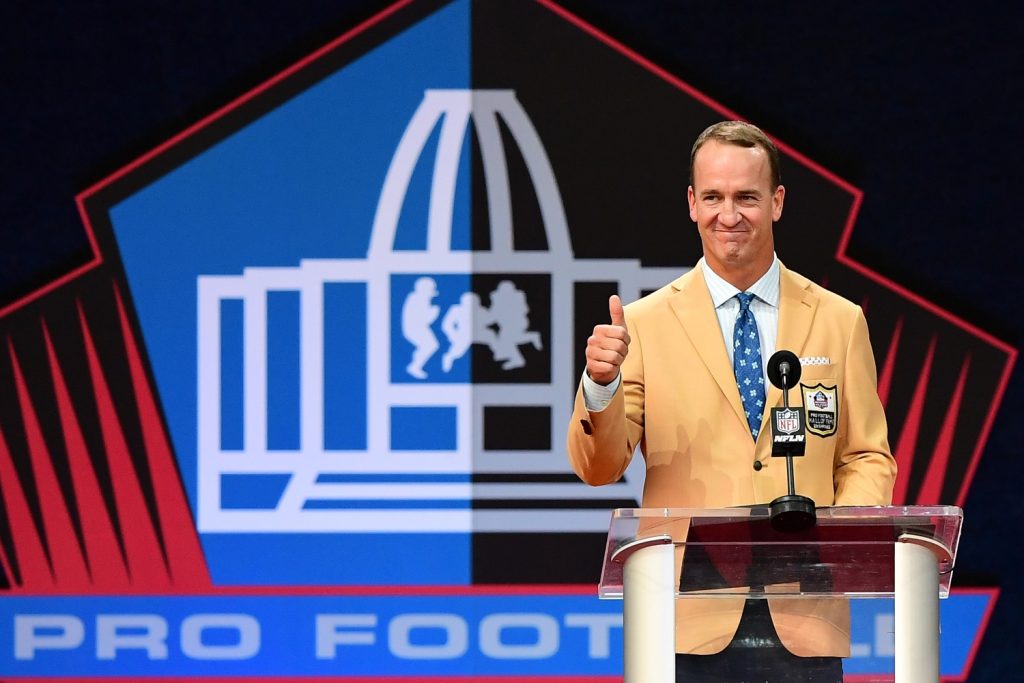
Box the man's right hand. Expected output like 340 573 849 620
585 294 631 386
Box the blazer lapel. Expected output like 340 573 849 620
761 264 819 429
668 264 749 432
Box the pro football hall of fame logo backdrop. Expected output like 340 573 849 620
0 0 1010 679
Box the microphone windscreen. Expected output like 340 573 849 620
767 349 801 389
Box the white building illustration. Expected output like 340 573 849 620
196 89 679 533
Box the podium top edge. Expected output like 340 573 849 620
611 505 963 520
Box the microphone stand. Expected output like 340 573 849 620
768 352 816 532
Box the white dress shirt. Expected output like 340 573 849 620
582 255 781 411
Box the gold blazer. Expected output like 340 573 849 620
568 261 896 656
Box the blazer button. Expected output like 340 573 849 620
752 461 763 471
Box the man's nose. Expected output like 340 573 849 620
718 202 742 227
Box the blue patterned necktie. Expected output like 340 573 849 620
733 293 765 440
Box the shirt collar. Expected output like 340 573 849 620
701 255 780 309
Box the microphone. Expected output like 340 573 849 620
767 349 801 390
765 350 816 532
767 350 805 458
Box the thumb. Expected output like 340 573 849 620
609 294 626 328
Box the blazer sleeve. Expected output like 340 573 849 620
832 307 898 505
566 314 646 486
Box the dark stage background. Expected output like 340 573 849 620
2 1 1021 679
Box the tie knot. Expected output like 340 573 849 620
736 292 756 313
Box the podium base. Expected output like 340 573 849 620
770 495 816 532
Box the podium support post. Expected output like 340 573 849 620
896 535 944 682
619 535 675 683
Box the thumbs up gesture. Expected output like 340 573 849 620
585 295 631 385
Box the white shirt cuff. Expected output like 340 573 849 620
582 372 621 412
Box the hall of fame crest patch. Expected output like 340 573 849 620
801 383 838 437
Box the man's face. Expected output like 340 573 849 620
687 140 784 284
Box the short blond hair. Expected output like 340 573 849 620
690 121 781 189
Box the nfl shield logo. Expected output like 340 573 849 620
776 408 801 434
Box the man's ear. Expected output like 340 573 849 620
772 184 785 222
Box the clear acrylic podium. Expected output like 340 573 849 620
599 506 962 682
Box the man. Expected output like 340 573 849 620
567 121 896 681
